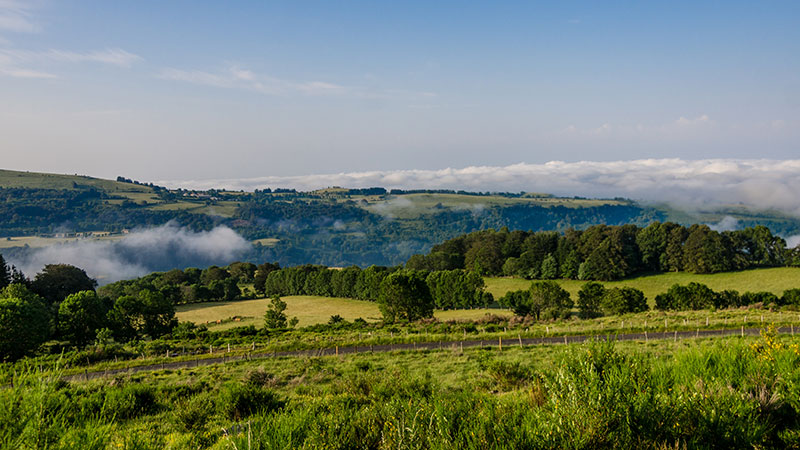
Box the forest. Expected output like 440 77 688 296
406 223 799 280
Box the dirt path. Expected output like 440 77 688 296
66 326 780 381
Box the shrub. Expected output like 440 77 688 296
601 287 648 315
781 288 800 307
217 383 283 420
173 393 214 433
103 383 158 420
577 282 606 318
486 360 531 391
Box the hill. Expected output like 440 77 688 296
2 168 799 271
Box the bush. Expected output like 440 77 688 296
782 288 800 307
486 360 531 391
577 282 605 318
103 383 158 420
600 287 648 315
217 383 283 420
173 393 214 433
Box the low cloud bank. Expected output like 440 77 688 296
161 159 800 217
8 223 250 284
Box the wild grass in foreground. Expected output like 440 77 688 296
3 330 800 449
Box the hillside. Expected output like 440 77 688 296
2 169 799 271
0 169 661 268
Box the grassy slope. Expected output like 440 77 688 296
0 168 154 195
362 193 626 219
485 267 800 303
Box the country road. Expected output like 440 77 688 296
63 326 789 382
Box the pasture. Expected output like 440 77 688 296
485 267 800 303
362 192 626 219
177 296 510 330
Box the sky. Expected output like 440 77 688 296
0 1 799 183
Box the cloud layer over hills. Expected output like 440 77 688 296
161 159 800 217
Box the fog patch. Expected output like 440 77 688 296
7 222 250 284
707 216 740 232
368 196 414 219
787 235 800 249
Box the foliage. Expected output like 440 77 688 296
600 287 648 315
264 296 288 329
413 222 792 282
31 264 97 305
110 289 176 340
217 382 283 420
527 280 573 320
58 290 109 347
0 284 50 361
577 282 605 318
377 271 434 322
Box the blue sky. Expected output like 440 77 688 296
1 1 798 181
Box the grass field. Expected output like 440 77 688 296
251 238 280 247
0 233 126 249
177 296 511 330
0 168 155 197
485 267 800 303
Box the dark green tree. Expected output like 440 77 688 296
577 282 606 318
0 284 51 360
540 254 559 279
31 264 97 305
682 225 731 274
499 289 532 316
528 281 572 320
57 290 108 347
377 271 433 322
264 296 288 329
110 289 176 340
0 253 9 289
600 287 648 315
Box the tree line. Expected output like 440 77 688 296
0 259 177 361
407 223 799 281
500 280 800 322
256 264 492 310
99 262 260 306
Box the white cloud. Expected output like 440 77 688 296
158 159 800 217
7 222 250 284
707 216 740 232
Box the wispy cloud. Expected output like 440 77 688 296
0 0 40 34
0 67 54 78
158 159 800 217
159 65 350 97
0 48 142 78
562 114 714 138
1 48 142 67
159 65 433 100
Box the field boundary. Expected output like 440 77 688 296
65 326 791 382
